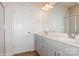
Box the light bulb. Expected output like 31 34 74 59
45 4 49 8
42 7 46 10
45 4 53 8
42 6 49 11
42 3 53 11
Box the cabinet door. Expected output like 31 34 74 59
39 38 55 56
41 42 50 56
38 38 45 56
49 48 56 56
35 35 40 53
56 51 65 56
45 40 56 56
35 35 43 55
35 37 49 56
0 3 4 56
34 35 38 50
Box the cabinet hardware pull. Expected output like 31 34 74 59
55 51 56 56
58 53 60 56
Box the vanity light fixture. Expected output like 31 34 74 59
42 3 53 11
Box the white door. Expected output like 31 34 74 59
0 3 5 56
12 6 34 54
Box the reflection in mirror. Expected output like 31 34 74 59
43 2 79 39
76 15 79 34
68 4 79 38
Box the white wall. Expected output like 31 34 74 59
69 5 79 16
42 10 52 32
30 7 43 33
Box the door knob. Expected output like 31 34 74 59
27 32 31 34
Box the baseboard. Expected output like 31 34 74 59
4 53 14 56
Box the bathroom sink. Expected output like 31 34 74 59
58 37 76 42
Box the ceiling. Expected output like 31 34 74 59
30 2 78 8
56 2 77 8
10 2 78 8
30 2 47 8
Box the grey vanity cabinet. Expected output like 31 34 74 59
34 34 57 56
35 35 44 55
34 34 79 56
35 35 48 56
46 46 55 56
35 35 42 55
46 38 66 56
34 34 64 56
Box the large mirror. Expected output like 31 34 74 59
67 3 79 38
44 2 79 38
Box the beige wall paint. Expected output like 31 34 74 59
69 5 79 16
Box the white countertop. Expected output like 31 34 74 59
35 32 79 48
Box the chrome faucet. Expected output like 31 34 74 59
69 33 75 39
43 31 48 35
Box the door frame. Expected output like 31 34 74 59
0 2 5 56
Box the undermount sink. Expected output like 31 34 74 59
39 32 78 43
58 37 76 42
